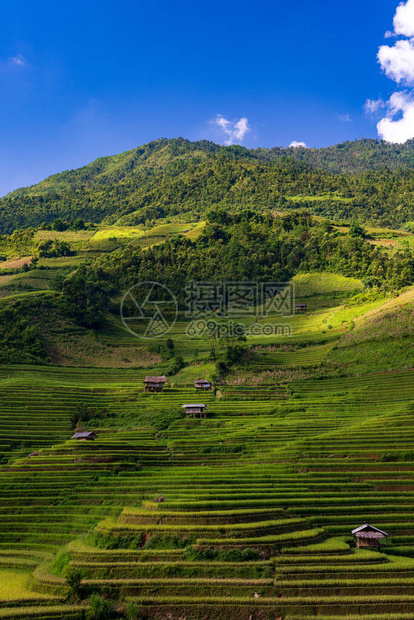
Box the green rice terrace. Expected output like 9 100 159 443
1 260 414 620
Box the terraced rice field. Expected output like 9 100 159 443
0 270 411 619
0 357 414 618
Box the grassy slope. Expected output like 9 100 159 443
0 221 207 299
0 255 414 614
327 287 414 375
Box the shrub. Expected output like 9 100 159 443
144 534 191 549
167 355 185 375
71 402 91 429
126 601 142 620
37 238 75 258
65 566 84 600
91 532 143 549
87 594 113 620
183 546 260 562
60 264 110 327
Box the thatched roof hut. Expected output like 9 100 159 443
143 376 167 392
351 524 389 549
72 431 97 441
194 379 211 390
182 404 209 418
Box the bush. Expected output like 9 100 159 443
37 239 75 258
87 595 113 620
71 402 91 429
144 534 191 549
91 532 143 549
65 566 84 600
49 271 68 292
126 601 142 620
183 546 259 562
167 355 185 376
0 298 50 364
52 218 68 232
60 264 109 328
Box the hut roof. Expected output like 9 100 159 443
72 431 97 439
195 379 211 384
182 404 209 409
351 524 389 537
144 375 167 383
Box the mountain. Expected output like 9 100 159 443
2 137 414 233
254 138 414 172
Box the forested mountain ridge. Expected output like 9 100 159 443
254 138 414 172
2 137 414 233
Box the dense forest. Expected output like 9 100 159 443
56 211 414 325
2 138 414 233
3 209 414 363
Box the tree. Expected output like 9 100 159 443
71 402 90 429
52 218 68 232
64 566 83 601
60 265 109 327
71 218 85 231
348 221 366 238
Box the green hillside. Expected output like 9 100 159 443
3 138 414 232
0 272 414 618
1 178 414 617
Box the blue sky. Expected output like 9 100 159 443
0 0 408 195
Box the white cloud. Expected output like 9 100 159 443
338 113 352 122
366 0 414 142
8 54 26 67
377 91 414 142
378 38 414 84
289 140 307 148
364 98 386 115
212 114 250 145
393 0 414 37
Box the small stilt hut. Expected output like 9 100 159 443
143 376 167 392
72 431 97 441
182 404 209 419
351 524 389 549
194 379 211 391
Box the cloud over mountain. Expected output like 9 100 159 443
369 0 414 142
212 115 250 145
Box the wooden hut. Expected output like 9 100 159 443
72 431 97 441
295 304 307 313
182 404 209 419
351 524 389 549
194 379 211 391
143 375 167 392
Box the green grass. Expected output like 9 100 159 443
292 272 364 298
0 570 54 602
0 276 413 617
90 226 144 241
286 194 355 203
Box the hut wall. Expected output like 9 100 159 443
356 537 381 549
